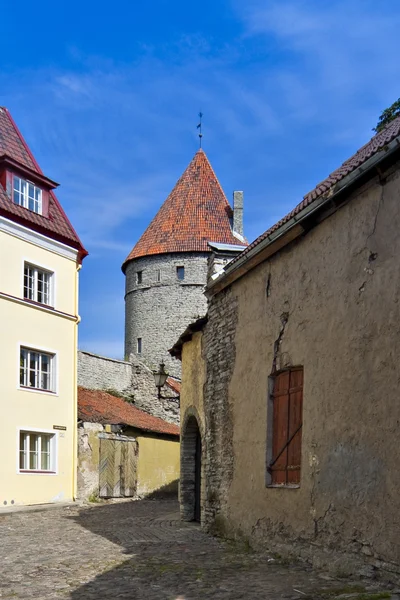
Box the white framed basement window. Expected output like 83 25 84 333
23 263 53 306
19 430 56 473
19 347 56 393
13 176 42 214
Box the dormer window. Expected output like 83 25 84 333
13 176 42 214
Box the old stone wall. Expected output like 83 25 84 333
203 162 400 579
78 351 132 395
130 355 180 424
77 351 180 425
124 252 209 378
77 422 104 500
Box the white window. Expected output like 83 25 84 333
20 347 55 392
13 176 42 214
24 263 52 305
19 431 55 472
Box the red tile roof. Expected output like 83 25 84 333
0 107 87 260
166 377 181 395
123 149 247 269
78 387 180 436
228 116 400 268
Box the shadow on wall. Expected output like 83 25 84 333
145 479 179 499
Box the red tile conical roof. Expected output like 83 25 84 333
122 149 245 269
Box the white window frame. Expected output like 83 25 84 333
23 261 54 306
17 428 58 475
13 176 42 215
18 344 57 395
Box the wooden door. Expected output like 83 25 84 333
99 437 137 498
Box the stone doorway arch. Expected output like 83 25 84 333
181 411 203 522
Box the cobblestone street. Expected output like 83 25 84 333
0 498 397 599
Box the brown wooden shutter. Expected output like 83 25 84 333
270 367 303 485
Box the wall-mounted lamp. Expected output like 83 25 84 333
153 362 168 398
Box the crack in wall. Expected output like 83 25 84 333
272 312 289 373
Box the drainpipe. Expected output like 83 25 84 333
72 264 82 501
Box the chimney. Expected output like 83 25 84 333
233 191 243 236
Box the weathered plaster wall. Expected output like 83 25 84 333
133 432 180 497
77 424 178 500
77 422 103 500
181 332 206 429
124 252 209 377
77 351 179 425
180 332 207 522
203 164 400 578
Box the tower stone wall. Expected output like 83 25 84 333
124 252 209 377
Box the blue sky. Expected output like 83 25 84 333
1 0 399 358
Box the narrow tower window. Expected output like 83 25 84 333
156 269 161 282
137 271 143 284
176 266 185 281
137 338 142 354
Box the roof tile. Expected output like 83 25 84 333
0 107 87 258
123 149 247 268
78 387 180 436
228 116 400 267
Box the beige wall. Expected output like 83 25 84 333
189 162 400 575
181 331 206 431
0 228 79 506
77 424 179 500
135 433 180 497
0 230 78 315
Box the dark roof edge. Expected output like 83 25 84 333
169 315 208 359
207 133 400 297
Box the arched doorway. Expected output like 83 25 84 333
181 414 202 522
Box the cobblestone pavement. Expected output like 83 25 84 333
0 498 397 599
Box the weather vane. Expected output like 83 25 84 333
197 112 203 148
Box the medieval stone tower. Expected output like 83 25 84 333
122 149 246 378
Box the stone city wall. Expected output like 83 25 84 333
78 350 180 425
78 350 132 396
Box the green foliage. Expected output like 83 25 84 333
103 388 135 403
374 98 400 133
88 491 100 503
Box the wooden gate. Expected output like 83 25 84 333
99 435 137 498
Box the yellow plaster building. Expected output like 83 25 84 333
0 107 87 507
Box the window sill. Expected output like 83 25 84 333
266 484 300 489
19 470 56 475
23 298 54 310
19 386 57 396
